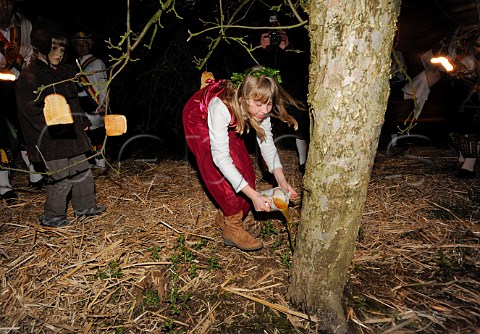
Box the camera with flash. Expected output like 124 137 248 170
267 15 282 48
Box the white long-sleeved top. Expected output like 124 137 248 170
0 12 33 78
77 54 107 108
207 97 282 193
77 54 108 130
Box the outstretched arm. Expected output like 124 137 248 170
273 168 298 198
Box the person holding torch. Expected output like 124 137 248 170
431 34 480 178
0 0 46 203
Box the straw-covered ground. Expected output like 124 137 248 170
1 144 479 334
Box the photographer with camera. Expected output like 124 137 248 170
255 15 310 175
260 16 289 50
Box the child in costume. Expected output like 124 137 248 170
16 19 105 227
71 31 108 168
183 67 301 251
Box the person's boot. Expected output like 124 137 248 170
220 211 263 251
39 215 71 228
74 204 106 217
215 210 225 230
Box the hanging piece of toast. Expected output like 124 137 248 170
43 94 74 125
200 71 215 89
105 114 127 136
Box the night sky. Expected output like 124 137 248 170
14 0 472 88
14 0 475 77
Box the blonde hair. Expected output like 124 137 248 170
219 73 302 141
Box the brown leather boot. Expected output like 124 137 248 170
215 210 224 230
221 211 263 251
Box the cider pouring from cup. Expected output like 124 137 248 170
258 187 290 212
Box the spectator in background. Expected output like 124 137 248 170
447 33 480 179
254 15 310 175
71 31 108 168
0 0 45 203
16 18 105 227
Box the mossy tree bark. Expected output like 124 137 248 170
289 1 402 332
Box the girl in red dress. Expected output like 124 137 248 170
183 67 302 251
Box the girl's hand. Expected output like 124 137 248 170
241 184 272 212
279 181 298 199
273 168 298 199
252 194 272 212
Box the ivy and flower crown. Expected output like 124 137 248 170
231 67 282 88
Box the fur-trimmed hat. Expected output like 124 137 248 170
30 17 66 55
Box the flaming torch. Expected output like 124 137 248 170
430 56 455 72
0 70 16 81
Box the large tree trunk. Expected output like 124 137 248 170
288 1 401 332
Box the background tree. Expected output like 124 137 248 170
288 1 402 333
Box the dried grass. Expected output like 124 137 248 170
0 145 479 333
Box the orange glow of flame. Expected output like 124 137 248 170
0 71 16 81
430 56 454 72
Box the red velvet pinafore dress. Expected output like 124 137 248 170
182 82 256 217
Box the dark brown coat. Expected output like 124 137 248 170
16 59 91 162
